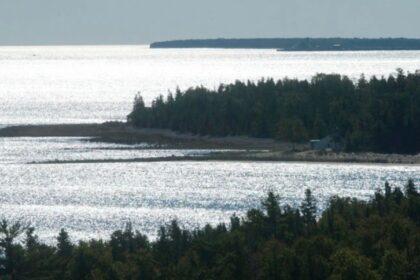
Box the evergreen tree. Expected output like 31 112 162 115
25 227 38 252
57 229 73 257
301 189 317 234
405 179 418 197
0 180 417 279
0 220 28 279
128 73 420 153
261 192 282 238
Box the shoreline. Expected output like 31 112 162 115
29 156 420 166
0 123 294 150
2 123 419 165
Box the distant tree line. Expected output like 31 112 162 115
150 38 420 51
128 70 420 154
0 180 419 279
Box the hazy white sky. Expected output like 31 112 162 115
1 0 419 45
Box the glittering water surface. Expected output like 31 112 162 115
0 137 419 243
0 137 228 164
1 47 420 243
1 46 420 125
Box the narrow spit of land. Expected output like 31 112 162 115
1 123 419 164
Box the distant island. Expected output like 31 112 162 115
150 38 420 51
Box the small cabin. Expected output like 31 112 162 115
310 135 342 151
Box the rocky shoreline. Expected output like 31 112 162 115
1 123 419 165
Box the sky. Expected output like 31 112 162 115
1 0 419 45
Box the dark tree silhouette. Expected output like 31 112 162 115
128 72 420 154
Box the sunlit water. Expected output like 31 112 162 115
1 46 420 126
0 137 419 243
1 47 420 243
0 137 231 164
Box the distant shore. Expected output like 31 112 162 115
1 123 419 164
150 38 420 51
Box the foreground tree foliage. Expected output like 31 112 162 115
0 180 418 279
128 71 420 154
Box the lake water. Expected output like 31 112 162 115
1 46 420 126
0 137 419 243
1 47 419 243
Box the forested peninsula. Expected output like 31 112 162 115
128 71 420 154
150 38 420 50
0 180 418 279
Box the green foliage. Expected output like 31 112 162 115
276 118 308 144
301 189 317 235
128 72 420 154
0 180 419 279
330 248 379 280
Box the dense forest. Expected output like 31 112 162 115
150 38 420 51
0 180 418 279
128 71 420 154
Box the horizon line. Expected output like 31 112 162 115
2 36 420 47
